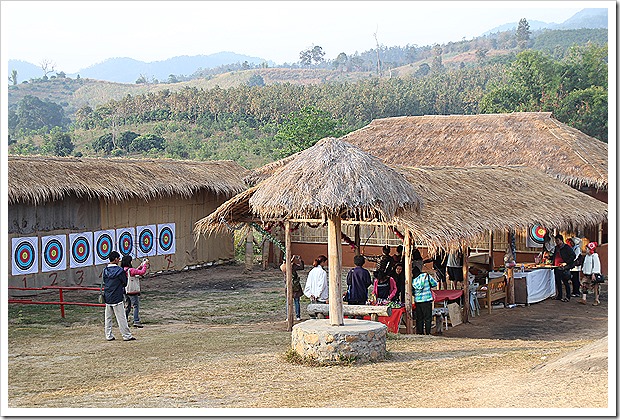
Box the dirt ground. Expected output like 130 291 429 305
6 263 612 412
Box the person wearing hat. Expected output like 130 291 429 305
578 242 602 306
566 237 583 297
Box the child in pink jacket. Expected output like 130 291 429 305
120 256 150 327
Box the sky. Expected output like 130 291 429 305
1 0 611 73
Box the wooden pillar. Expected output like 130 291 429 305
403 231 413 334
284 221 294 332
462 248 470 323
327 215 344 326
488 230 494 271
261 238 270 270
598 223 603 244
244 224 253 271
354 224 361 256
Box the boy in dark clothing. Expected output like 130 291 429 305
103 251 135 341
346 255 372 306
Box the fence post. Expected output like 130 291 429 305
59 288 65 318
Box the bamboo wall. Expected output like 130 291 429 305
8 191 234 291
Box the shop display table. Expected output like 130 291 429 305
513 268 555 304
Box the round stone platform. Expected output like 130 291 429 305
291 319 387 363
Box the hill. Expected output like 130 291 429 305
483 7 607 34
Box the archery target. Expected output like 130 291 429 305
157 223 176 255
526 225 547 248
116 227 135 257
69 232 94 268
12 236 39 275
137 225 157 257
94 230 116 265
41 235 67 272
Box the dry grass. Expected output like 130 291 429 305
6 264 610 411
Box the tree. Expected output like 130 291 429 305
333 52 348 72
247 73 265 87
135 74 147 84
130 133 166 152
56 71 66 78
9 69 18 85
41 127 74 156
13 95 66 132
299 45 325 66
431 45 444 73
39 59 56 77
475 48 488 63
273 106 346 159
92 133 115 154
167 74 179 83
516 18 531 50
118 130 140 151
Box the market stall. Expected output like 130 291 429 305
512 268 556 304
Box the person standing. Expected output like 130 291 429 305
424 250 448 290
392 245 404 265
412 272 437 335
446 248 463 290
578 242 602 306
392 263 406 303
552 234 577 302
303 255 329 303
373 269 397 302
103 251 135 341
410 241 424 280
121 255 150 328
377 245 395 277
346 255 372 306
281 255 305 321
567 237 583 297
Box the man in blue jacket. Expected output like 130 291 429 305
103 251 135 341
346 255 372 306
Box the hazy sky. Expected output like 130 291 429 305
1 1 611 73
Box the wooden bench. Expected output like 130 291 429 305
307 303 392 322
478 276 507 314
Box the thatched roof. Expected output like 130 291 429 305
8 155 250 205
341 112 608 190
196 164 608 253
393 165 608 252
248 137 422 220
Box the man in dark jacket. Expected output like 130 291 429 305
552 234 576 302
103 251 135 341
346 255 372 306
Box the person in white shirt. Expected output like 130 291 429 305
303 255 329 303
578 242 602 306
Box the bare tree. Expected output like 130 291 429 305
373 26 382 76
39 59 56 77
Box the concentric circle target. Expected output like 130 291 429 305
528 225 547 245
14 241 36 271
96 233 114 261
139 228 154 254
44 239 63 268
159 226 173 252
72 236 90 264
119 231 133 256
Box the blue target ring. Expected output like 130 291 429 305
529 225 547 245
44 239 63 268
96 233 114 261
139 229 154 254
159 227 173 251
14 241 36 271
72 237 90 264
119 232 133 256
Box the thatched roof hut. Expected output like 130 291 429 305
8 155 249 205
197 164 608 252
248 137 422 221
341 112 608 191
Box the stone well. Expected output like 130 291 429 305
291 319 387 363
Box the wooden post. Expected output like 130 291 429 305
284 221 294 332
488 229 494 271
354 224 361 256
261 238 270 270
598 223 603 244
327 215 344 326
245 224 253 272
506 266 515 305
462 248 470 323
404 231 413 334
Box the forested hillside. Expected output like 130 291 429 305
7 26 608 169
